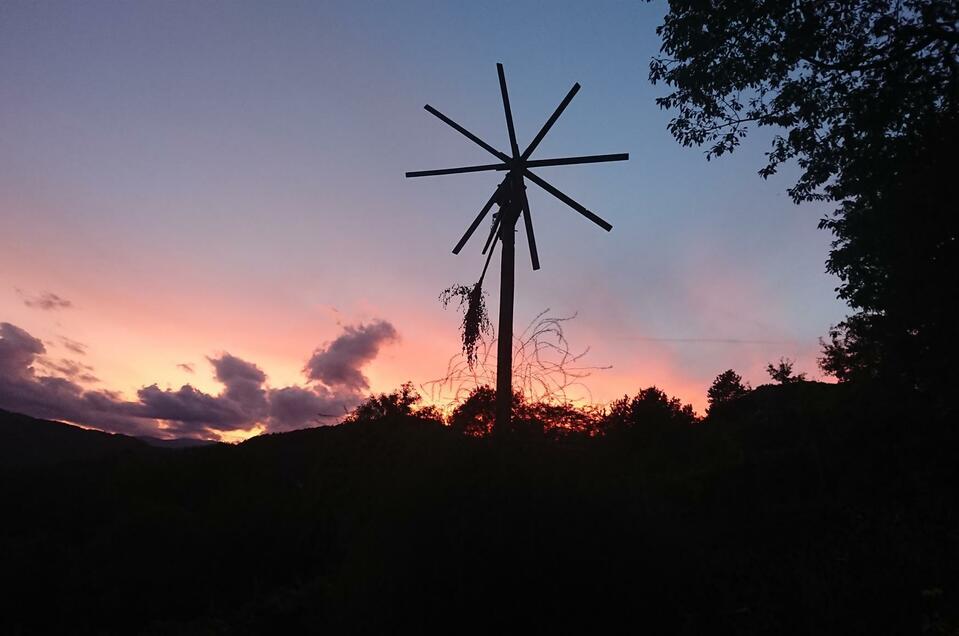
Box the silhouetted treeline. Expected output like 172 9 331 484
652 0 959 403
1 376 956 634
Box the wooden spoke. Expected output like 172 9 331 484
522 83 580 160
523 169 612 232
520 188 540 270
524 153 628 169
452 181 504 254
424 105 509 162
406 162 507 178
497 63 521 159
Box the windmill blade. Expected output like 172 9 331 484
525 153 629 169
452 182 504 254
496 63 520 159
524 169 612 232
482 212 501 255
407 154 627 178
520 188 540 270
406 162 507 178
424 105 509 162
522 83 580 160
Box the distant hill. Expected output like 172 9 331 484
0 409 149 467
136 435 218 449
0 409 217 467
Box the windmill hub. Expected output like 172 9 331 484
406 63 628 433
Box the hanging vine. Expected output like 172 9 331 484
439 209 502 369
439 281 492 369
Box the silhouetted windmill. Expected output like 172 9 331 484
406 63 628 433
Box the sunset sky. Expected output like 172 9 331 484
0 1 846 439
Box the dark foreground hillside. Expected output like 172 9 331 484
1 384 956 635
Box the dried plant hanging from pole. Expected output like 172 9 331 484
440 282 492 369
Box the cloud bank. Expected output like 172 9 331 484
305 320 398 390
17 289 73 311
0 320 397 440
59 336 88 355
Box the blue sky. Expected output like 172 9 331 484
0 1 846 430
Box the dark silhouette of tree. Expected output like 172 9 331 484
819 314 887 384
519 401 601 439
817 117 959 396
449 384 601 438
345 381 440 424
448 385 497 437
766 358 807 384
706 369 750 414
651 0 959 397
602 386 698 438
